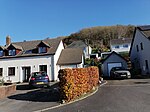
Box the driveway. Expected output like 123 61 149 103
45 79 150 112
0 82 60 112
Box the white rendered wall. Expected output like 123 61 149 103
0 55 52 83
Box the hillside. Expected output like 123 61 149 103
63 25 135 51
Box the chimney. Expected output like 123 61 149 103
6 35 11 46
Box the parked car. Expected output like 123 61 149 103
29 71 50 88
110 67 131 79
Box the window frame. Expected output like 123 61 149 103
0 50 3 56
0 68 3 76
123 44 128 48
145 60 149 69
9 49 16 56
115 45 120 49
140 42 143 50
8 67 15 76
39 47 47 53
39 65 47 73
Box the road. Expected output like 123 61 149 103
1 79 150 112
45 79 150 112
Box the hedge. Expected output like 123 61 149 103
58 66 99 102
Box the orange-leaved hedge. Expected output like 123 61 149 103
58 66 99 102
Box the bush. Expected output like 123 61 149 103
0 78 4 86
58 66 99 102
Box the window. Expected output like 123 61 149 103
24 50 32 54
140 42 143 50
39 47 47 53
39 65 47 73
0 68 3 76
9 49 16 56
8 67 15 76
145 60 149 69
0 50 3 56
123 44 128 48
136 45 139 52
115 45 119 49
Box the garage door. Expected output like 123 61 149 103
108 63 122 77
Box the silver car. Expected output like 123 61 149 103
110 67 131 79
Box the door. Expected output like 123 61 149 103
108 63 122 77
22 67 31 82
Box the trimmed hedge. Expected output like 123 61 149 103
58 66 99 102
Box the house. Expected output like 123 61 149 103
110 38 132 53
57 48 84 69
101 51 127 77
130 25 150 75
66 40 92 59
100 52 112 59
0 36 64 83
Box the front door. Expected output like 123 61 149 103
22 67 31 82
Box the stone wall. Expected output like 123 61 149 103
0 84 16 99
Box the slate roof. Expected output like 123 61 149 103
137 25 150 38
57 48 83 65
66 40 88 50
0 38 62 59
110 38 132 45
10 44 23 50
101 51 127 64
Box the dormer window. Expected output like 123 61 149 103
37 41 50 54
39 47 47 53
9 49 16 56
0 50 3 56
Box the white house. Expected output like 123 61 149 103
0 36 64 83
110 38 132 53
66 40 92 59
130 25 150 76
57 48 84 69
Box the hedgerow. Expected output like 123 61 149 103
58 66 99 102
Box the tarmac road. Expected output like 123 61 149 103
1 79 150 112
45 79 150 112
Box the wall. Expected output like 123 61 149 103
54 40 64 81
130 29 150 75
59 55 84 69
0 55 52 83
111 43 131 53
0 84 16 99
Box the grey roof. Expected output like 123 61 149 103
66 40 88 50
137 25 150 37
10 44 23 50
57 48 83 65
137 25 150 31
102 51 126 64
110 38 132 45
0 38 62 59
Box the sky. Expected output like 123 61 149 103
0 0 150 45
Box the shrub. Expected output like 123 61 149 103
0 78 4 86
58 66 99 102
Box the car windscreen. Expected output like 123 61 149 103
31 72 47 77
